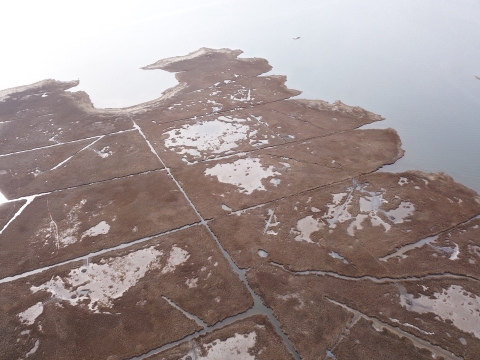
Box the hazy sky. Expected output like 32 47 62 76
1 0 479 190
1 1 478 104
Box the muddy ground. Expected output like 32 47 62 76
0 47 479 359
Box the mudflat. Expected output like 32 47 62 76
1 48 479 360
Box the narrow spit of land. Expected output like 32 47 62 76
0 48 479 360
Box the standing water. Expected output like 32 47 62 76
1 0 479 191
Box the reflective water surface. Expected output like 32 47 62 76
2 0 479 191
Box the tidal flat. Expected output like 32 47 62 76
0 48 479 360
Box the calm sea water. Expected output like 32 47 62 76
2 0 479 192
